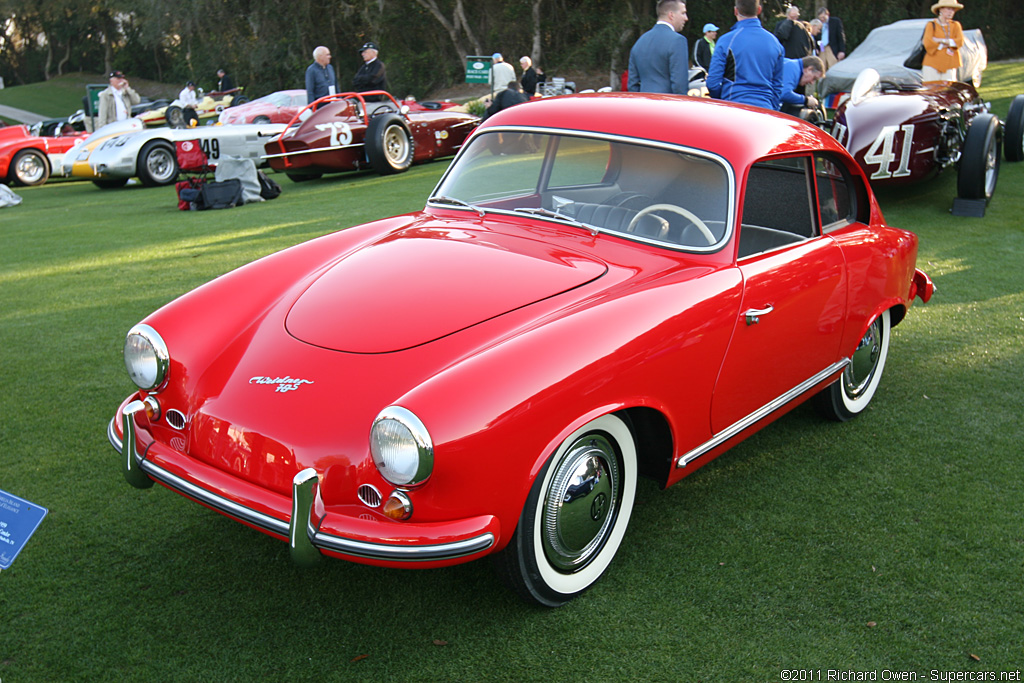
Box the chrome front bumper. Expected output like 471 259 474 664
109 401 495 566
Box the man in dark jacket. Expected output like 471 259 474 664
519 56 542 96
815 7 847 70
305 46 336 104
353 42 389 97
775 5 814 59
484 81 528 120
693 23 718 72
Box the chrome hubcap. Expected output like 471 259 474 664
844 317 883 398
17 154 45 183
384 125 409 164
542 434 620 573
148 149 175 182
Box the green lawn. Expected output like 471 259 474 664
1 64 1023 681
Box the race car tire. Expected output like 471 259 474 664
365 113 414 175
957 113 1000 201
1004 94 1024 162
165 105 186 129
229 96 249 107
252 115 272 124
8 148 50 186
136 140 179 187
285 172 322 183
92 178 130 189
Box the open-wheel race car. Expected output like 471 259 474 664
0 121 89 186
829 68 1024 212
63 118 285 188
109 93 933 606
264 90 478 181
139 89 249 129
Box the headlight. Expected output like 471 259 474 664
370 407 433 487
124 323 169 392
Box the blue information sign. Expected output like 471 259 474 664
0 489 48 570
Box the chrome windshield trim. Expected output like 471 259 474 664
428 124 737 255
108 415 495 563
676 360 850 469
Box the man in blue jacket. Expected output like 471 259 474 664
627 0 689 94
707 0 785 110
778 56 825 116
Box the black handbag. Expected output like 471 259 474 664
903 24 931 70
257 171 282 200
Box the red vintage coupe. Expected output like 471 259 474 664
217 89 308 125
264 90 478 180
109 93 933 606
0 123 88 186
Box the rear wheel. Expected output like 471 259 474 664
814 310 890 422
493 414 637 607
365 113 414 175
165 105 186 129
253 115 272 124
9 148 50 186
957 113 1000 200
136 140 179 187
1004 94 1024 163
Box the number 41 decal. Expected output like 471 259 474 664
833 122 915 180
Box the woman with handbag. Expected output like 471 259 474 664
922 0 964 82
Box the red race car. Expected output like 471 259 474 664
264 90 478 181
217 89 308 125
830 68 1024 211
110 93 933 606
0 123 89 186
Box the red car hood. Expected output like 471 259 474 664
285 224 608 353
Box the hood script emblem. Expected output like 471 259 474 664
249 376 314 393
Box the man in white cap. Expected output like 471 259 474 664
694 22 718 71
489 53 516 95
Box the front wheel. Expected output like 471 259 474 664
9 148 50 186
365 113 414 175
814 310 891 422
957 113 1000 201
136 140 179 187
493 414 637 607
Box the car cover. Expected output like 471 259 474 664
214 157 263 205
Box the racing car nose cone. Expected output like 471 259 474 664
285 226 607 353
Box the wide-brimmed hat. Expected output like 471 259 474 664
931 0 963 13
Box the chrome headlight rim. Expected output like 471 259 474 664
124 323 170 393
369 406 433 488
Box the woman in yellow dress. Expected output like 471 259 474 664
922 0 964 82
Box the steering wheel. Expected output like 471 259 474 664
626 204 716 245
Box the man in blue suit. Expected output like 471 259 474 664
628 0 690 94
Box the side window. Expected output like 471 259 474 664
814 154 856 232
548 137 613 188
739 156 816 258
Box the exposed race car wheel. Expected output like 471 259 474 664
92 177 130 189
229 95 249 107
165 105 186 129
365 113 414 175
1004 94 1024 163
814 310 890 422
9 148 50 186
136 140 179 187
493 414 637 607
957 113 1000 201
252 115 272 124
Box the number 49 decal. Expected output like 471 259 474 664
835 123 916 180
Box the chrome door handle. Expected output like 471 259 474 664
743 305 774 326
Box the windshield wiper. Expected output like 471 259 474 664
427 195 485 217
513 207 593 233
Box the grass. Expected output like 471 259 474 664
2 63 1023 681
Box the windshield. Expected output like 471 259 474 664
431 129 733 251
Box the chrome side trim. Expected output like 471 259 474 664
676 360 849 469
262 143 363 160
108 415 495 563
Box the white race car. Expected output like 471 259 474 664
62 118 286 188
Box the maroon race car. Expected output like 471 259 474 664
829 69 1024 213
264 90 478 181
